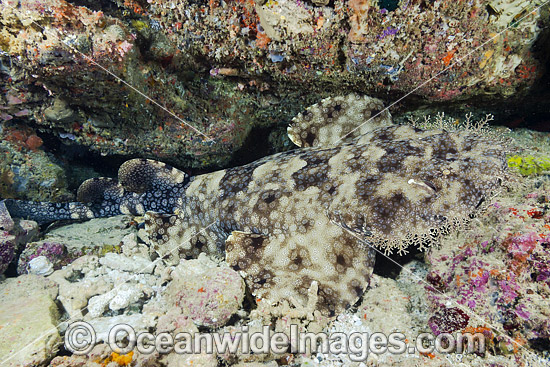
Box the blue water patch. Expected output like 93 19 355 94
378 0 399 11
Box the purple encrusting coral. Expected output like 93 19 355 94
428 307 469 335
17 242 66 275
0 231 16 274
425 188 550 351
378 26 400 40
0 219 39 275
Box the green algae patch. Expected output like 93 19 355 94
507 154 550 176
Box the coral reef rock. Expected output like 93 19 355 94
0 219 39 274
17 215 137 275
0 127 71 202
164 255 246 328
0 275 61 367
1 0 547 167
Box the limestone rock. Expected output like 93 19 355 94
0 275 61 367
41 215 136 255
165 255 245 328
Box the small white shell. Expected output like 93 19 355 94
27 256 54 276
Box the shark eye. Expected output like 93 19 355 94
422 180 437 192
407 178 438 194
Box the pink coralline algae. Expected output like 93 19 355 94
428 307 470 335
0 231 16 274
425 189 550 352
17 242 67 275
0 219 39 274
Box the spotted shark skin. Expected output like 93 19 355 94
0 96 509 316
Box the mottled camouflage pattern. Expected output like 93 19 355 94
288 94 392 147
0 96 508 316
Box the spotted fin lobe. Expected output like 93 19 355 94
225 229 376 316
118 159 188 194
144 212 224 262
77 178 120 203
288 94 393 148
